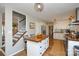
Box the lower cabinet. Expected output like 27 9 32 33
53 33 65 40
27 37 49 56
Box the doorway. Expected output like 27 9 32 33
49 25 53 39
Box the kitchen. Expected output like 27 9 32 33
0 3 79 56
65 8 79 56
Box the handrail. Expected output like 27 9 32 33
13 31 26 46
19 18 25 22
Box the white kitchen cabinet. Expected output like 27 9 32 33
27 37 49 56
53 33 65 40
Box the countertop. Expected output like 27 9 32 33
65 33 79 41
24 35 49 42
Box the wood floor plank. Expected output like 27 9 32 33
43 39 66 56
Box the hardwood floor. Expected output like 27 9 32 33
15 39 66 56
15 49 27 56
43 39 66 56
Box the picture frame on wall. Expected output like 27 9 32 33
29 22 35 29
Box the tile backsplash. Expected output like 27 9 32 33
69 25 79 32
53 29 66 33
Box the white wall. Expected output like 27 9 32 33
0 13 2 48
5 6 13 55
53 10 75 30
54 20 70 29
26 16 36 36
26 15 48 36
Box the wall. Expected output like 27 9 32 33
0 13 2 48
26 15 48 36
5 6 13 55
54 19 70 29
53 10 75 30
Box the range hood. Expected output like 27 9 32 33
71 8 79 25
71 21 79 25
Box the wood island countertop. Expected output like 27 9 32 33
26 35 49 42
65 34 79 41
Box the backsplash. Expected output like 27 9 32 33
69 25 79 33
53 29 66 33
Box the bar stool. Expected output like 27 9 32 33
73 46 79 56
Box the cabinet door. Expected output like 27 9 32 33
27 38 49 56
39 38 49 55
27 41 39 56
39 40 45 55
45 38 49 49
54 33 64 40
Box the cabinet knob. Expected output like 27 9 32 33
40 46 42 48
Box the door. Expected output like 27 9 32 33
49 26 53 39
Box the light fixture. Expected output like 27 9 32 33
34 3 44 12
68 16 74 20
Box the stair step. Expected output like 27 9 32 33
0 51 4 56
1 47 5 52
13 31 26 46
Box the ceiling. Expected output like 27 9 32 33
0 3 79 22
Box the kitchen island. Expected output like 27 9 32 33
26 35 49 56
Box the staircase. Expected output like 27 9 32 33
13 31 26 46
0 31 26 56
0 48 5 56
0 36 5 56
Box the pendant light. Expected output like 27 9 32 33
34 3 44 12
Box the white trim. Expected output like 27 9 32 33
8 48 24 56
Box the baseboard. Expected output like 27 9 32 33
8 48 24 56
